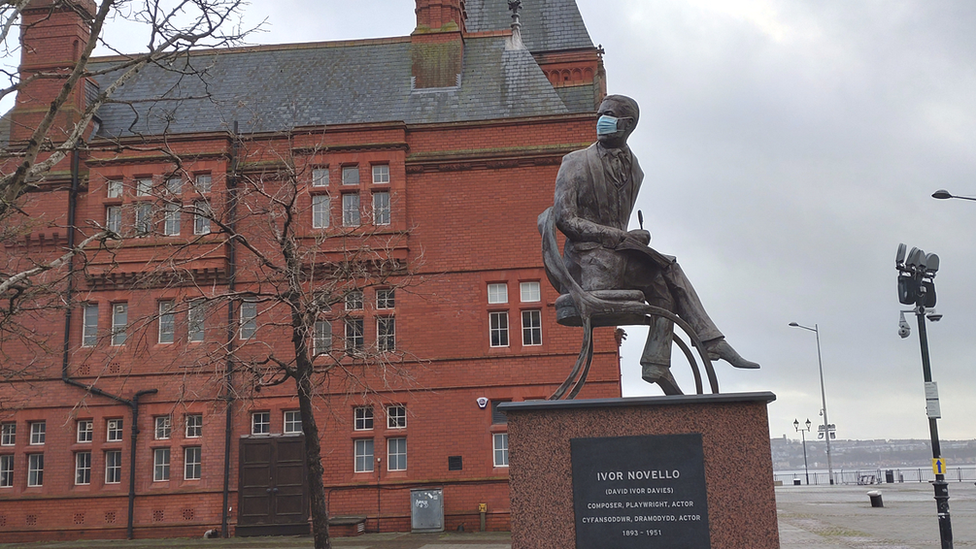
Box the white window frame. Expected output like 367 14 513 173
493 433 509 467
135 202 153 236
184 447 202 480
373 191 390 225
313 320 332 355
106 205 122 234
251 412 270 435
158 301 175 344
75 451 92 485
387 437 406 471
162 202 181 236
488 283 508 304
193 200 212 235
372 164 390 184
377 317 395 352
312 194 330 229
239 300 257 340
522 309 542 346
188 299 205 342
376 289 395 309
27 454 43 487
489 311 510 348
0 454 13 487
166 176 182 196
111 303 127 346
342 165 359 186
77 420 93 443
520 281 541 302
345 290 364 311
345 318 364 351
387 405 406 429
82 303 98 347
194 173 212 194
185 414 203 438
136 178 152 197
153 448 170 482
106 179 123 198
106 419 124 442
105 450 122 484
283 410 302 434
312 168 329 187
354 407 373 431
0 423 14 446
342 193 361 226
154 416 171 440
29 422 45 445
354 439 374 473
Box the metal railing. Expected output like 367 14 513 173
775 466 976 486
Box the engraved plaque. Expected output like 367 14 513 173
571 433 710 549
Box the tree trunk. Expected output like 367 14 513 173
297 370 331 549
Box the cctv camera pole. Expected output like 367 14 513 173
896 243 952 549
914 305 952 549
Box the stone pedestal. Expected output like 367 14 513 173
499 392 779 549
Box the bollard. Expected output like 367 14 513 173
867 490 883 508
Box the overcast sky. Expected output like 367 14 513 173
23 1 976 442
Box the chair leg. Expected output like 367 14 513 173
550 316 594 400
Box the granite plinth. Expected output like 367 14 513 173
499 392 779 549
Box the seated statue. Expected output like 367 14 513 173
551 94 759 395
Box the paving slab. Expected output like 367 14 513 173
2 483 974 548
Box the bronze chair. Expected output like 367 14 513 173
538 207 718 399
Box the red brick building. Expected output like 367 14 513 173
0 0 621 541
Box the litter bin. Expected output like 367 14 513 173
793 478 801 485
867 490 883 508
885 470 894 483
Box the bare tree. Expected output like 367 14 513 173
0 0 256 366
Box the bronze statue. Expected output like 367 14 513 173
550 94 759 395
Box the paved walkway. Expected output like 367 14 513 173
2 482 973 548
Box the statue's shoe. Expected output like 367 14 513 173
705 339 760 369
642 363 683 395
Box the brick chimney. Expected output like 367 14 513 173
11 0 98 144
411 0 466 89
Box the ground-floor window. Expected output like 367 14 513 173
27 454 43 486
153 448 170 481
354 439 374 473
75 451 92 485
493 433 509 467
105 450 122 484
387 437 407 471
184 447 201 480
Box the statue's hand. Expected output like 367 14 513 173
626 229 651 247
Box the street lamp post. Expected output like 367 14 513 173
793 418 812 485
896 243 952 549
789 322 835 485
932 189 976 202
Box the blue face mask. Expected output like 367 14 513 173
596 115 621 136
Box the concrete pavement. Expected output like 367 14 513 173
2 482 973 548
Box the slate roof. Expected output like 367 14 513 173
84 0 599 139
465 0 594 52
93 35 580 138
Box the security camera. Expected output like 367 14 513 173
898 312 911 338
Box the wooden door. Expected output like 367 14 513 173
237 436 310 536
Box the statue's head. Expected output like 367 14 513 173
596 94 639 148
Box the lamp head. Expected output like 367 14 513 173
932 189 953 200
805 418 812 430
793 418 799 430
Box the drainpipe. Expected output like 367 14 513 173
61 141 159 540
126 389 157 539
221 121 240 538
